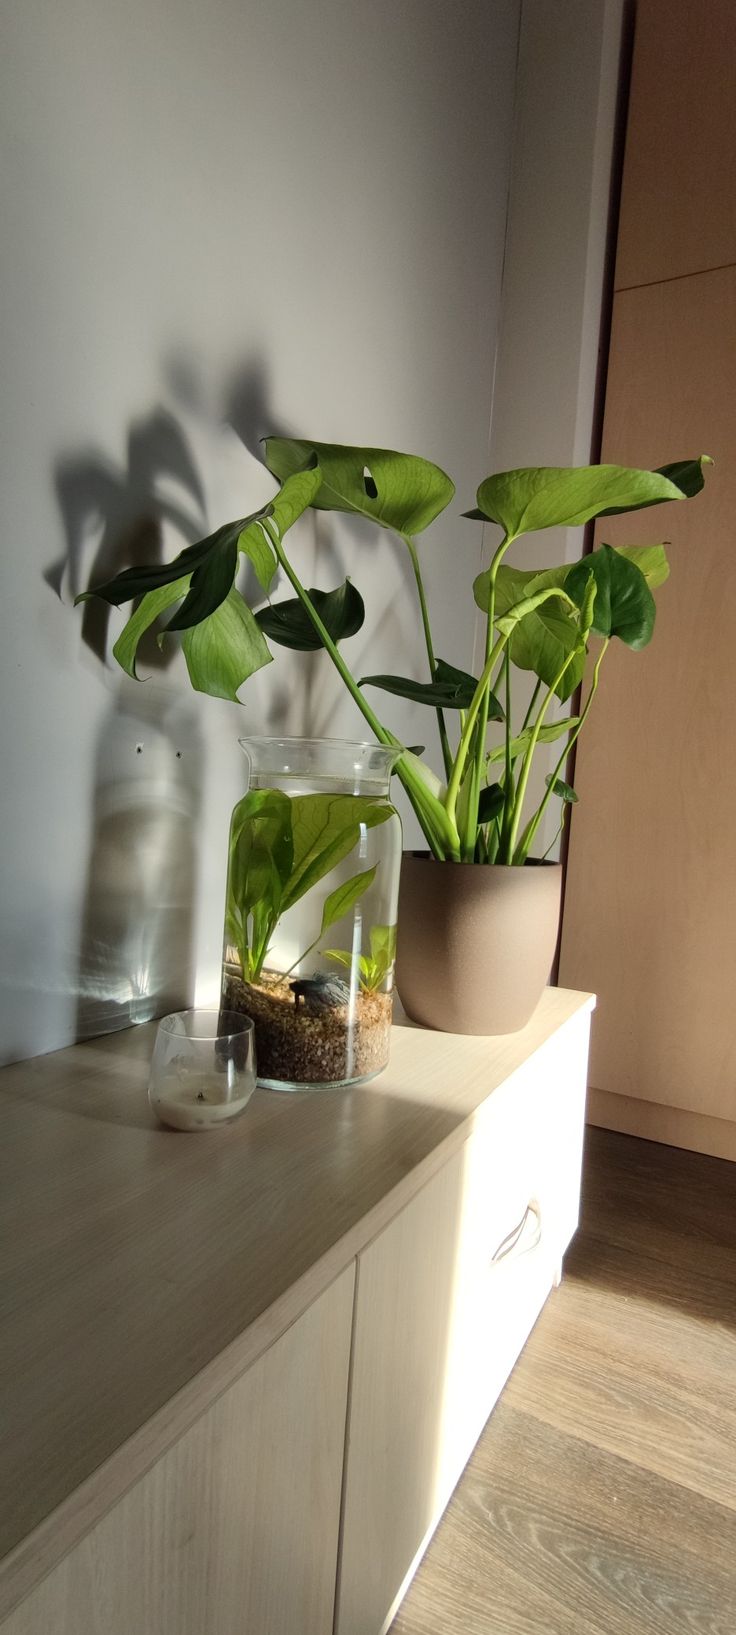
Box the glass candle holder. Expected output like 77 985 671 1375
149 1009 257 1131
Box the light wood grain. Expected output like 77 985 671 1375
0 1267 354 1635
614 0 736 289
391 1127 736 1635
336 1013 590 1635
0 989 593 1620
559 266 736 1130
588 1086 736 1161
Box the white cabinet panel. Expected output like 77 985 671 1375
2 1267 354 1635
336 1013 590 1635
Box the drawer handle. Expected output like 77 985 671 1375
491 1201 541 1265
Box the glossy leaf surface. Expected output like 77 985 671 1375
264 437 454 536
566 543 656 647
180 590 273 700
471 463 685 538
256 579 365 650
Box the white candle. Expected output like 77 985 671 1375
151 1076 254 1132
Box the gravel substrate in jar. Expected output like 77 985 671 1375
223 971 392 1089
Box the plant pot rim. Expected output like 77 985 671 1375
404 850 561 870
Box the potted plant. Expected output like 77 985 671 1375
80 440 708 1037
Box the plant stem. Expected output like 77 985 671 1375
463 533 512 858
445 629 509 828
503 651 577 863
514 639 609 861
520 677 542 732
403 533 453 781
266 524 460 860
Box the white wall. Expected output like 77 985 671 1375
479 0 626 849
0 0 522 1061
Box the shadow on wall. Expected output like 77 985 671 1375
47 361 376 1040
74 688 203 1038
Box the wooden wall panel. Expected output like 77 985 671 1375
615 0 736 290
559 266 736 1127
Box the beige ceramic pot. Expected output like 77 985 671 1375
395 852 563 1035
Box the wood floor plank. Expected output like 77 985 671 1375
390 1127 736 1635
393 1404 736 1635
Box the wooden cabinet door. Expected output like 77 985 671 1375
614 0 736 290
559 269 736 1152
335 1013 590 1635
1 1268 354 1635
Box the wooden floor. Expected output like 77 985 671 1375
391 1126 736 1635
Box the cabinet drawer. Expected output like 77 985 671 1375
336 1009 590 1635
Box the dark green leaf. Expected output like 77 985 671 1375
545 774 578 803
180 590 272 700
566 543 656 647
256 579 365 650
264 437 454 536
77 517 248 609
477 783 505 823
166 534 238 631
359 658 502 716
470 463 686 539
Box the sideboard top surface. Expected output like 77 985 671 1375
0 987 593 1606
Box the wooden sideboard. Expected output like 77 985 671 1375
0 990 594 1634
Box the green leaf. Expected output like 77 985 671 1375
238 520 277 592
471 463 687 538
324 947 371 980
566 543 656 647
360 658 502 716
78 465 323 626
369 923 397 968
597 455 712 516
487 717 580 764
326 922 397 990
166 532 239 631
180 589 273 700
612 544 670 590
495 582 579 636
227 790 294 980
112 576 190 678
319 865 378 937
475 563 586 702
264 437 455 536
546 774 578 803
78 517 248 609
282 793 392 912
267 463 324 536
256 579 365 651
477 782 505 823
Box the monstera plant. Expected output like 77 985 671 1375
79 441 709 868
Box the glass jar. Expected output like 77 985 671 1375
221 738 402 1091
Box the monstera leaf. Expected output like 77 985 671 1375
80 467 321 644
264 437 454 536
467 462 690 538
256 580 365 650
180 591 272 700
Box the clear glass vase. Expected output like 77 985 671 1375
221 738 402 1091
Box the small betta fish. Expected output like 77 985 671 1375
290 973 351 1012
